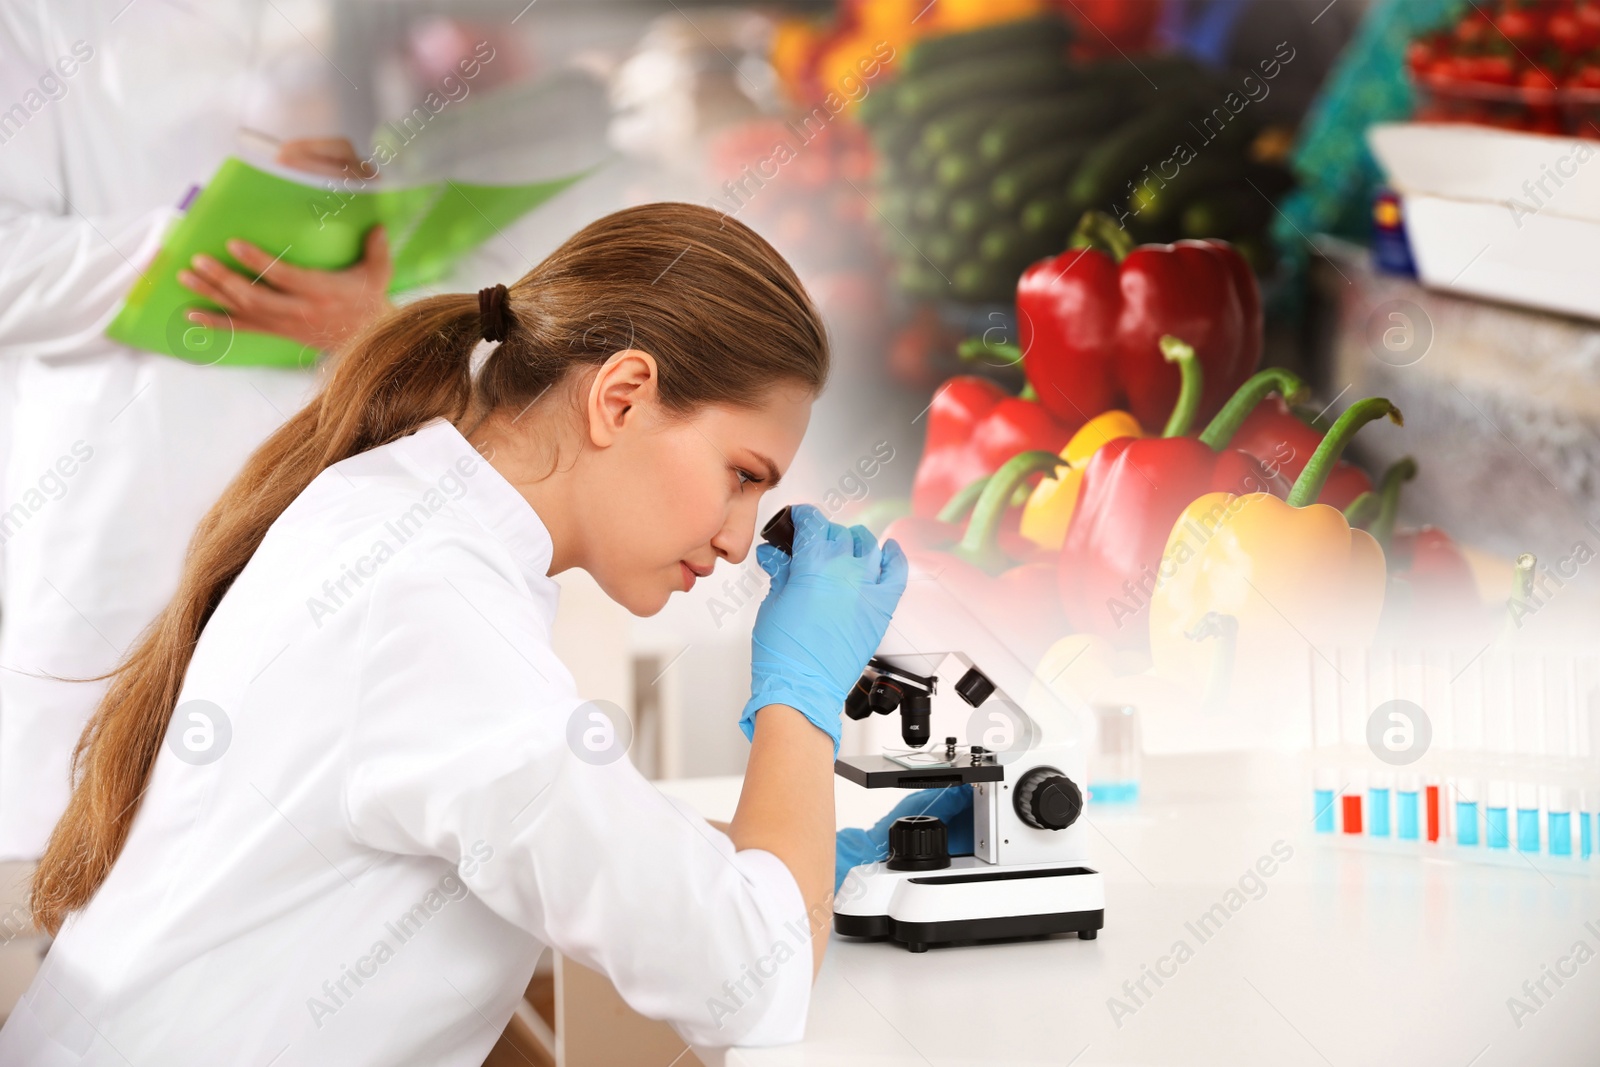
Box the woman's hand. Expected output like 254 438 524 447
737 504 909 755
834 785 973 893
178 137 392 355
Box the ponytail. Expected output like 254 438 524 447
29 293 481 934
30 202 828 934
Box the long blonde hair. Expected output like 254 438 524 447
31 202 829 934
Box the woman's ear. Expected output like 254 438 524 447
587 349 659 447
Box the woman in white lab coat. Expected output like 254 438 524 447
2 202 907 1064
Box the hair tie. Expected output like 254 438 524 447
478 284 512 343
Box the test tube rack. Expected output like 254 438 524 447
1308 646 1600 873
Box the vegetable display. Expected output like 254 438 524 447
1407 0 1600 134
856 15 1294 302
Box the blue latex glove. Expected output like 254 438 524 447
834 786 975 894
738 504 908 756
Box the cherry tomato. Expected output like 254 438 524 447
1578 3 1600 45
1406 39 1435 73
1497 8 1545 47
1548 11 1592 53
1476 54 1518 85
1456 12 1491 46
1520 66 1560 91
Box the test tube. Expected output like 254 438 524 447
1545 657 1576 858
1369 768 1393 838
1582 668 1599 861
1311 649 1339 833
1484 649 1514 849
1452 648 1483 847
1343 769 1366 834
1515 651 1543 854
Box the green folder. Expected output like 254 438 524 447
107 157 593 368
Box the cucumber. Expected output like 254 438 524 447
901 15 1074 77
922 105 998 156
1129 159 1293 230
951 260 1012 303
980 228 1053 267
1179 187 1274 239
977 87 1126 166
878 187 914 230
895 55 1076 123
896 260 946 299
979 225 1026 264
947 192 989 236
1067 103 1203 215
991 138 1094 211
1020 192 1074 237
935 153 986 191
912 185 948 225
872 120 922 165
856 82 902 128
925 231 973 270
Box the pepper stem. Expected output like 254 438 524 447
936 474 990 525
953 450 1068 571
1286 398 1404 508
1158 335 1203 438
1504 553 1536 641
956 337 1024 366
1068 210 1136 262
1342 491 1377 529
1197 368 1310 451
1367 456 1418 548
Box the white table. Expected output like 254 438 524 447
660 752 1600 1067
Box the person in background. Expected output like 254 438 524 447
0 1 392 861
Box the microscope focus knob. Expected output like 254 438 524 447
1013 767 1083 831
886 815 951 871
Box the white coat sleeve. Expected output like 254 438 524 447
0 9 177 358
341 533 814 1048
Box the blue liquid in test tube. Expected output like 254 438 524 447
1517 808 1541 853
1486 806 1510 848
1397 789 1420 841
1456 801 1479 846
1549 812 1572 857
1370 787 1392 838
1314 789 1335 833
1583 812 1593 860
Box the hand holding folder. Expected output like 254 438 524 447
107 155 593 368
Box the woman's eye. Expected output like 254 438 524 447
735 468 759 488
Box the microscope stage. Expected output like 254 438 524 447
834 753 1005 789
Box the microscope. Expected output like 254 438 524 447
761 507 1105 952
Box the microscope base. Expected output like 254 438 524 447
835 907 1103 952
833 858 1105 952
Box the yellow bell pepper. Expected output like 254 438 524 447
931 0 1049 33
1148 398 1401 701
1020 411 1144 550
1020 336 1202 551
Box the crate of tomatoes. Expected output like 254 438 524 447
1407 0 1600 135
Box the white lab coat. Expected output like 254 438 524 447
0 418 813 1062
0 0 323 857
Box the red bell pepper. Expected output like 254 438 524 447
1232 396 1373 510
889 450 1071 664
909 375 1074 518
1358 457 1489 648
1057 364 1305 649
1017 211 1262 436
